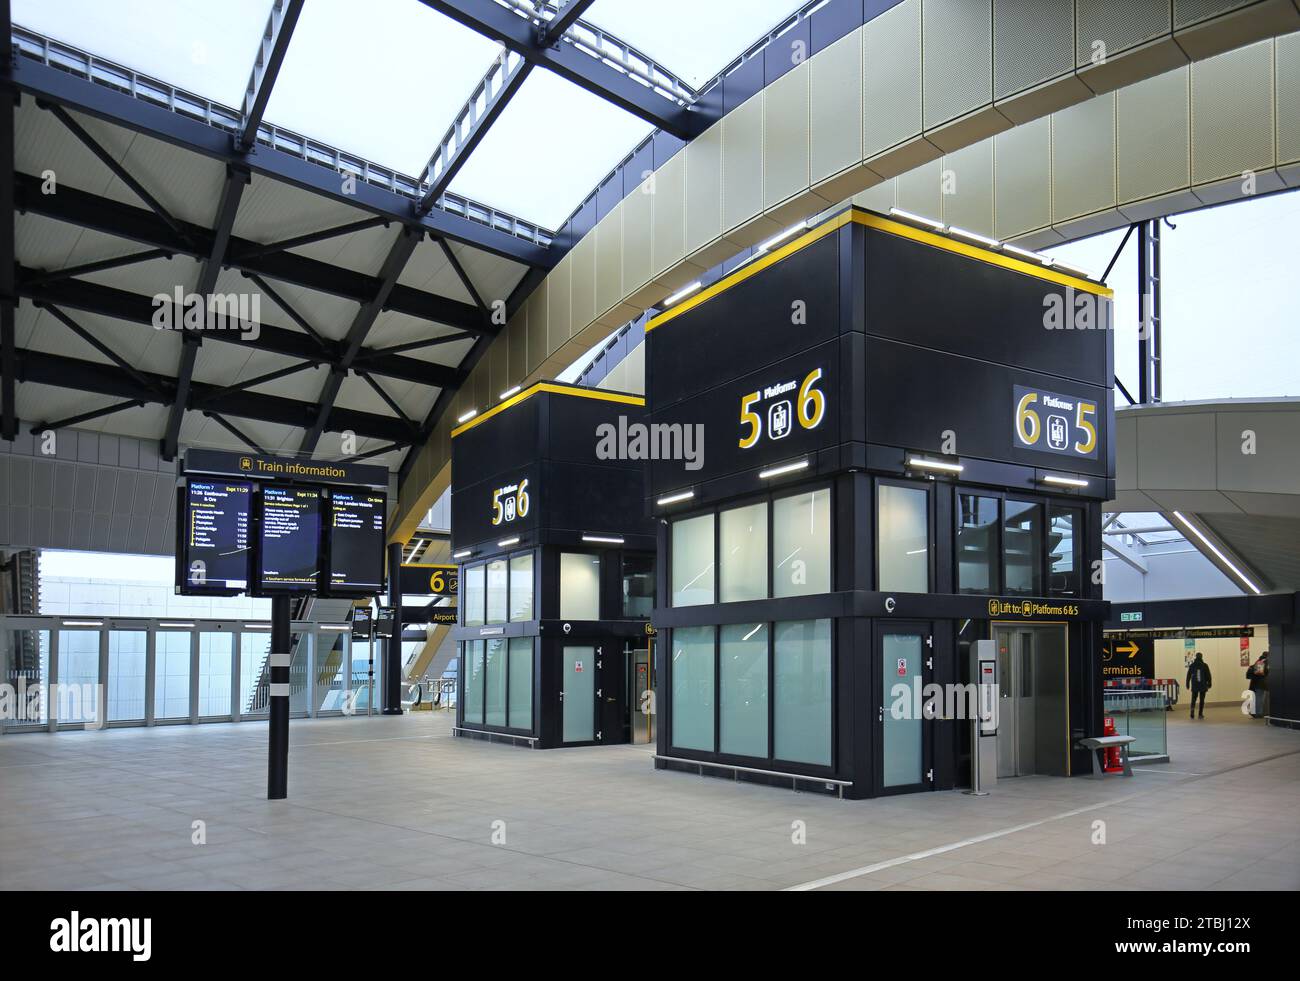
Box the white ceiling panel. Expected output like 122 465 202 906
397 236 475 303
447 241 529 309
232 173 373 244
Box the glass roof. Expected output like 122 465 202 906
447 69 655 231
584 0 812 89
13 0 276 107
12 0 826 229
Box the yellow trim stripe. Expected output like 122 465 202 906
647 208 1112 333
399 563 456 571
451 381 645 438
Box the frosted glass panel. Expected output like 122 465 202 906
774 619 832 766
671 626 714 751
507 637 532 730
484 638 507 726
509 552 534 621
464 564 486 626
719 503 768 603
562 645 595 742
58 629 100 724
197 632 232 717
462 640 484 724
486 558 508 623
878 484 929 592
773 489 831 597
107 630 147 722
559 552 601 621
719 623 768 758
883 633 923 787
154 631 191 720
671 513 715 606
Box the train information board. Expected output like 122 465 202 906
256 486 321 593
325 488 386 596
179 480 252 594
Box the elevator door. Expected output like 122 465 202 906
993 624 1068 778
561 645 595 744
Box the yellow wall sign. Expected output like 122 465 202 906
988 598 1081 619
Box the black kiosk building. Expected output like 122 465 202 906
450 382 656 748
646 206 1115 798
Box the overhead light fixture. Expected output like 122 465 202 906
759 460 809 480
582 534 625 545
244 623 271 630
948 226 1001 249
499 385 521 400
457 409 478 424
1040 475 1089 488
63 620 103 627
1003 243 1047 264
664 281 702 307
907 456 964 474
890 207 945 232
452 549 474 560
758 223 806 252
320 624 350 632
158 622 195 629
497 536 521 548
1170 511 1261 595
656 489 695 506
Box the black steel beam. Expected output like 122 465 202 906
7 55 555 267
436 236 488 314
43 303 162 395
353 332 474 360
415 54 532 215
299 226 422 454
538 0 597 46
242 273 330 351
22 248 173 287
357 370 417 430
15 348 416 443
203 411 267 455
237 0 304 152
193 360 320 405
424 0 695 139
0 55 15 440
231 217 387 261
14 173 490 334
33 398 145 434
17 270 463 390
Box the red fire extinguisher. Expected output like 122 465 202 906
1102 716 1123 773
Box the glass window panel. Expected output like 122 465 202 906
1048 507 1082 597
719 503 768 603
878 484 929 592
463 564 486 627
154 630 191 720
57 629 99 725
622 553 655 618
316 631 349 713
1 628 50 727
239 631 270 717
719 623 768 758
773 489 831 598
462 641 485 724
559 552 601 621
1003 500 1043 596
507 637 533 730
484 638 507 727
774 619 832 766
671 513 715 607
882 633 923 787
509 552 534 622
197 631 232 717
107 630 147 722
670 625 715 752
957 494 999 594
486 558 508 624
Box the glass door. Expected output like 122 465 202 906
877 623 931 794
561 644 595 744
56 626 103 727
154 630 193 721
107 628 147 723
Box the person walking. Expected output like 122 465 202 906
1246 652 1269 719
1185 652 1212 719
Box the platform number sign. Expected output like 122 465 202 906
739 368 826 449
1013 385 1098 460
491 478 530 526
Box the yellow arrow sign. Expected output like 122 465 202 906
1118 641 1139 658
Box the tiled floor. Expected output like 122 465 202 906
1 705 1296 891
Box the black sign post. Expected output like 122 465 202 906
383 541 404 715
268 594 292 800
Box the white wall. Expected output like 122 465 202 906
1103 547 1241 602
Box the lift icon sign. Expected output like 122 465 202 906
769 400 792 440
1047 414 1068 450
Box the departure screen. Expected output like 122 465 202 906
181 480 252 593
327 489 386 594
258 487 321 591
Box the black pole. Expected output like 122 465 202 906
1137 221 1149 404
383 541 404 714
268 594 291 799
